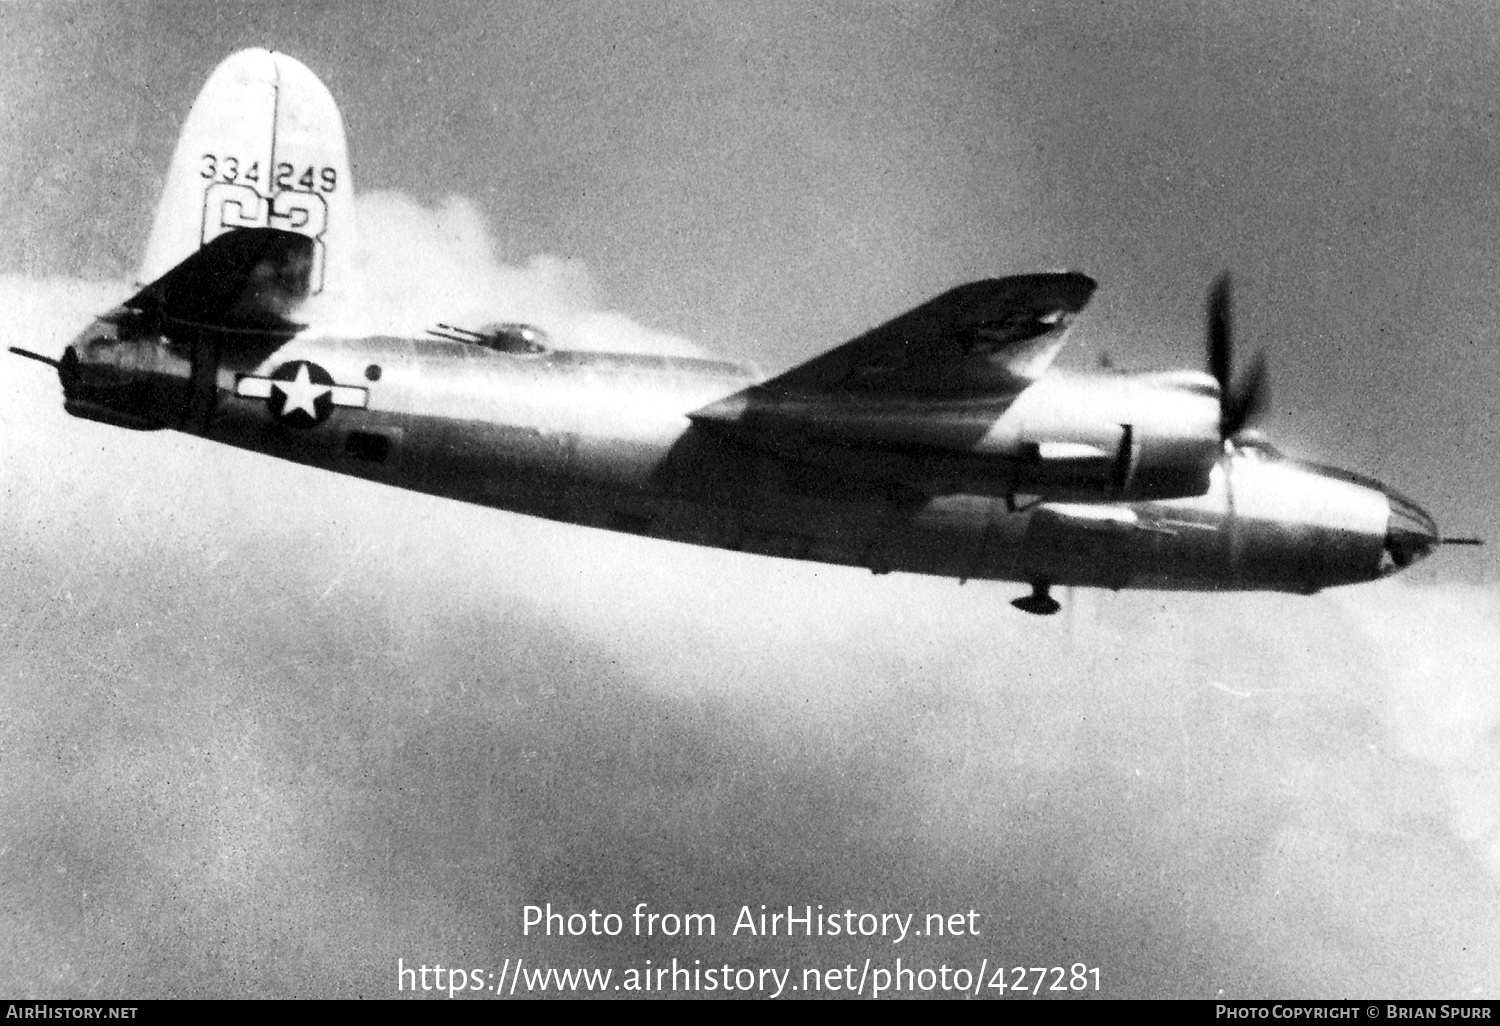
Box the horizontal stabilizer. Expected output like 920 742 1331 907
123 227 313 334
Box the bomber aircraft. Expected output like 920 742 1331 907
8 50 1479 614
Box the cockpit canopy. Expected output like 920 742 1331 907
427 322 549 355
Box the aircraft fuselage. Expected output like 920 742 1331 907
62 324 1422 598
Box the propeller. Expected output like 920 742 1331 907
1207 274 1271 441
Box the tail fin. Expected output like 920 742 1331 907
138 49 357 327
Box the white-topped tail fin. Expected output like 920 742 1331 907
138 49 357 328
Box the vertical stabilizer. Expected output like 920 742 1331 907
138 49 357 326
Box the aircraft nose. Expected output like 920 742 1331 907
1380 487 1439 575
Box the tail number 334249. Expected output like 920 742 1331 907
200 155 337 193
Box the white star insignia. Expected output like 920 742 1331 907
235 363 369 424
273 363 332 419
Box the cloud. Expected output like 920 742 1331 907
1341 585 1500 879
348 192 707 356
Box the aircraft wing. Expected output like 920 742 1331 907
744 271 1096 401
686 271 1099 489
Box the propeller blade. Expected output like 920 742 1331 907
1222 348 1270 438
1207 272 1232 394
1206 273 1272 440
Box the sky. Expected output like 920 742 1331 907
1 0 1499 1000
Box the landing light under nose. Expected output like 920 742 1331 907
1381 489 1439 574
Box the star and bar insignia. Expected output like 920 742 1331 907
235 360 368 428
